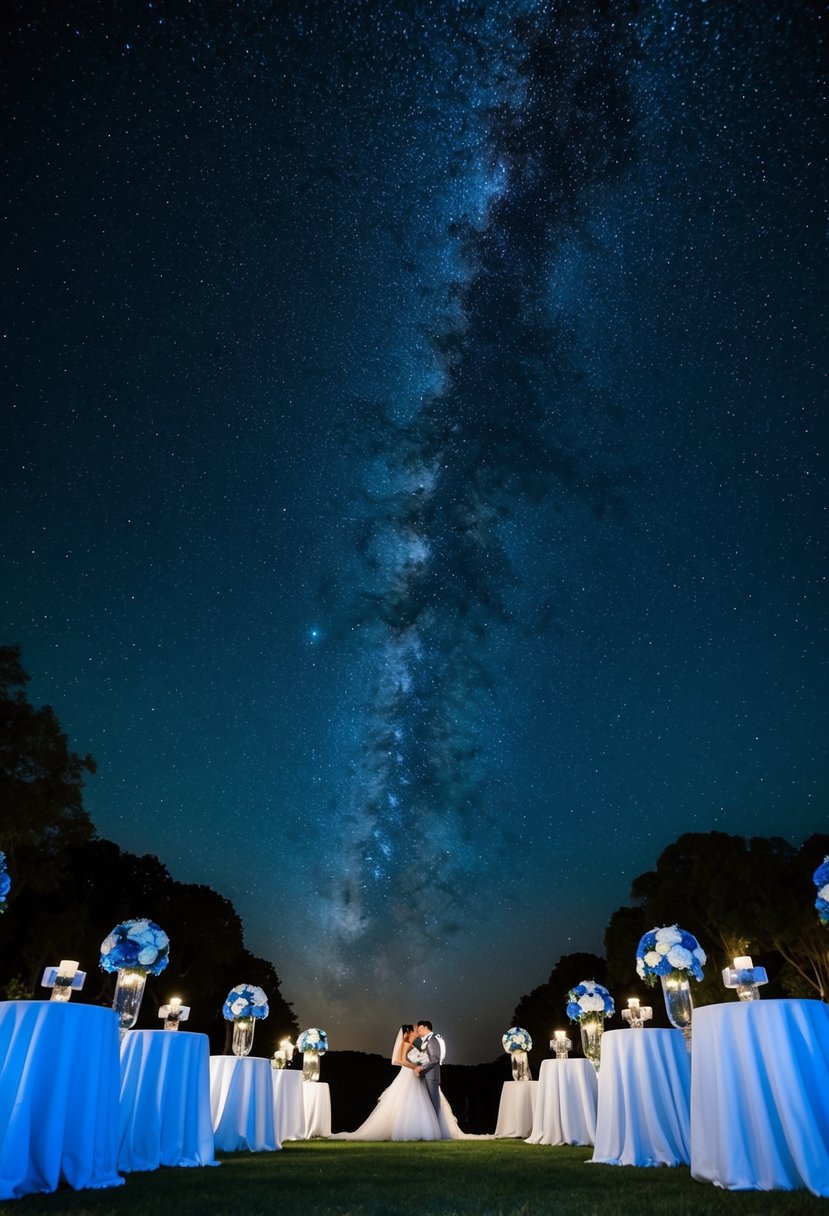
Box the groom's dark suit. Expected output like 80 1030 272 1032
418 1032 442 1117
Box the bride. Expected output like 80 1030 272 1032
333 1025 467 1141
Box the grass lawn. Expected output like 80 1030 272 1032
6 1142 828 1216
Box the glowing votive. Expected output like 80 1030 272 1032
733 956 753 970
627 998 640 1010
58 960 79 979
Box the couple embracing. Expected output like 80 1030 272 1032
336 1020 467 1141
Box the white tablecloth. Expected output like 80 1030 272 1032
0 1000 124 1200
303 1081 332 1138
209 1056 280 1152
273 1069 306 1141
119 1030 216 1170
591 1028 690 1167
527 1058 598 1146
691 999 829 1196
494 1080 538 1138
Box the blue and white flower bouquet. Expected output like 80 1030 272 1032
502 1027 532 1053
636 924 706 985
100 918 170 975
814 857 829 926
297 1027 328 1053
223 983 269 1021
0 852 10 913
566 980 615 1023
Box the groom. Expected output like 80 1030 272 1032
413 1020 442 1117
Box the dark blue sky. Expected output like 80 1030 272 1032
3 0 826 1062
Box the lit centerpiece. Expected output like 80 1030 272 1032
721 955 768 1002
41 959 86 1003
621 997 652 1029
223 983 269 1056
636 924 705 1049
502 1027 533 1080
550 1030 572 1060
158 996 190 1029
297 1027 329 1081
566 980 615 1071
100 918 170 1037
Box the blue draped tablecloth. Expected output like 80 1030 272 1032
209 1056 280 1152
691 999 829 1196
527 1057 598 1146
119 1029 216 1170
0 1000 124 1200
591 1028 691 1167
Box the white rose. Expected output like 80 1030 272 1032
644 951 662 968
819 884 829 901
137 945 158 966
231 998 247 1016
252 989 266 1005
129 920 150 936
667 945 692 970
655 942 671 955
655 926 682 946
580 995 605 1013
636 959 645 978
101 934 116 955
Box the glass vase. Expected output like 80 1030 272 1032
112 968 147 1038
303 1051 321 1081
232 1018 255 1057
661 973 693 1049
580 1016 604 1071
510 1050 531 1081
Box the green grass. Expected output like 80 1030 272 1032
6 1142 827 1216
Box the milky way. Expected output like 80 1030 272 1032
3 1 826 1060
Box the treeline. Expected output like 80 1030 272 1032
511 830 829 1075
0 645 298 1053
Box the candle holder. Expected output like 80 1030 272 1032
621 999 652 1029
41 961 86 1003
272 1049 287 1069
722 956 768 1002
158 999 190 1030
550 1032 571 1059
279 1037 296 1064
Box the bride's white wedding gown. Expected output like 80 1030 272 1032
333 1048 467 1141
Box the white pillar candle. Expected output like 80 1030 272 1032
627 997 640 1010
58 960 79 979
170 996 182 1010
554 1030 566 1041
733 956 753 970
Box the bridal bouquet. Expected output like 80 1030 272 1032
566 980 614 1022
636 924 706 985
814 857 829 926
100 918 170 975
502 1027 532 1053
297 1027 328 1053
223 983 269 1020
0 852 9 913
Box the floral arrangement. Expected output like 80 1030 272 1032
814 857 829 926
100 918 170 975
297 1027 328 1053
636 924 706 984
0 852 9 913
566 980 615 1022
222 983 269 1021
502 1027 532 1053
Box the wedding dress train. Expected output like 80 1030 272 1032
333 1058 466 1142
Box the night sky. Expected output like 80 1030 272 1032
3 1 826 1063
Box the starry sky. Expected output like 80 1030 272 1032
2 1 826 1063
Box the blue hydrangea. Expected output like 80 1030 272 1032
223 983 269 1020
297 1027 328 1052
814 857 829 926
0 852 10 912
566 980 615 1022
100 918 170 975
502 1027 532 1053
636 924 705 985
